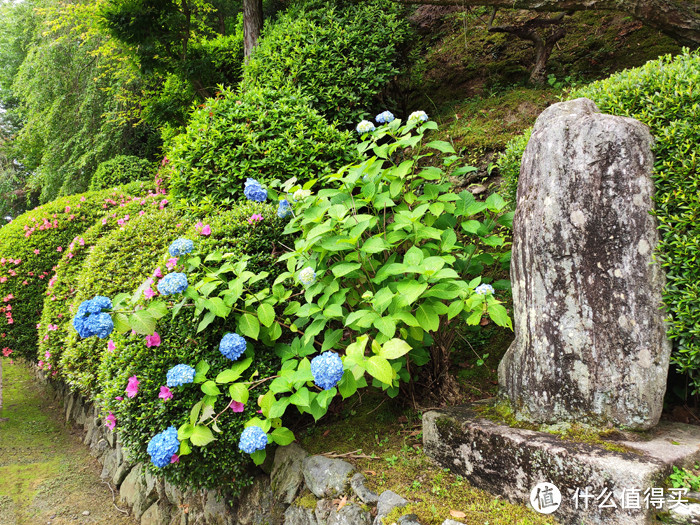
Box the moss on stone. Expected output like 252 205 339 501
293 491 318 510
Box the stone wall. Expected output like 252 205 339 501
38 372 436 525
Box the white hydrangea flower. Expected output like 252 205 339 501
408 110 429 123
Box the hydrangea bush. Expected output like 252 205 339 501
96 203 286 494
87 114 512 483
37 193 164 374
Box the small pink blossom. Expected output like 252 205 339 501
145 332 161 347
247 214 263 225
56 246 63 252
229 400 245 413
144 287 156 299
105 413 116 431
45 350 51 359
115 396 123 401
2 348 12 357
153 268 163 278
34 249 40 255
170 454 179 464
126 375 140 398
166 257 178 270
159 386 173 401
200 224 211 236
107 340 116 352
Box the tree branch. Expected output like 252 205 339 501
395 0 700 45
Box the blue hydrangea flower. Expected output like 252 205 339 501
375 110 395 124
85 312 114 339
244 178 267 202
298 267 316 287
219 333 247 361
310 351 344 390
73 297 113 338
475 283 495 295
166 364 196 387
239 426 268 454
146 426 180 468
157 273 188 295
277 199 292 219
90 296 113 312
408 110 429 123
168 238 194 257
356 120 376 134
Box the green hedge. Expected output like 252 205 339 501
0 184 151 360
38 194 169 375
96 202 286 495
243 0 412 127
498 49 700 392
59 207 189 394
165 87 356 206
89 155 155 191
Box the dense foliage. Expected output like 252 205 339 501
96 203 286 494
243 0 413 127
89 155 155 191
499 49 700 393
0 185 151 360
37 193 166 377
165 87 357 206
84 117 511 491
59 207 188 394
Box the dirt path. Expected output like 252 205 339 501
0 360 136 525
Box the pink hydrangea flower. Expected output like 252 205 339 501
229 400 245 413
126 376 140 398
105 413 116 431
159 386 173 401
145 332 161 347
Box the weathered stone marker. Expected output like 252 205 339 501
498 97 671 430
422 99 700 525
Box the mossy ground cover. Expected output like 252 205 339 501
0 361 135 525
299 390 554 525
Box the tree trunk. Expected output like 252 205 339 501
243 0 264 60
394 0 700 46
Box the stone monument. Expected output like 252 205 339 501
423 99 700 525
498 97 671 430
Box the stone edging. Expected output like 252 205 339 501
38 371 459 525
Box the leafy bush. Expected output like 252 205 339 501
165 87 357 206
243 0 412 126
59 207 188 394
498 49 700 392
89 155 154 191
96 116 512 485
96 203 286 494
38 194 169 375
0 186 152 360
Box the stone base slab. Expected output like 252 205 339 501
423 404 700 525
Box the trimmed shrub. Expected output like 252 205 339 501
89 155 155 191
243 0 412 126
38 194 169 375
59 207 189 394
96 202 286 495
0 186 153 360
165 87 357 206
498 49 700 392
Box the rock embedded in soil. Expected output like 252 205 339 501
302 456 355 498
373 490 408 525
498 97 671 430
